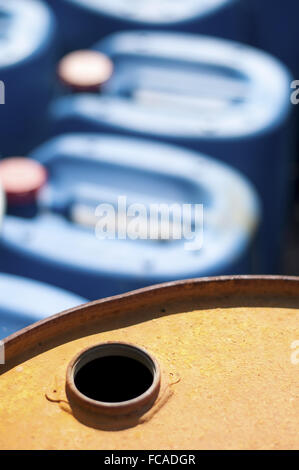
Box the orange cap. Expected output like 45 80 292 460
0 157 47 205
57 50 114 93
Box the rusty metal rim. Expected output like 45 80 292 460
66 341 161 416
2 275 299 364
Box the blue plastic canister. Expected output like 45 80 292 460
0 273 86 339
50 32 293 272
0 179 4 229
246 1 299 172
246 0 299 78
0 0 56 156
0 181 85 339
0 134 260 300
45 0 247 53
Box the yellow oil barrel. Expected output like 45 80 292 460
0 276 298 450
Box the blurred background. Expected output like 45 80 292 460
0 0 298 338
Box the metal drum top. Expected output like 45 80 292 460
0 276 298 450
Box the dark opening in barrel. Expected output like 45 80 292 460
67 342 160 414
75 354 153 402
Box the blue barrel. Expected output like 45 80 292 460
0 180 4 229
49 31 293 273
0 273 86 339
45 0 247 53
0 134 260 300
0 0 56 157
246 0 299 182
247 0 299 77
0 181 85 339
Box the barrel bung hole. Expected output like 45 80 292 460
75 355 153 402
68 343 160 411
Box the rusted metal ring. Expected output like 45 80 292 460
66 342 161 416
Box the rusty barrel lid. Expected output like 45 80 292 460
0 276 299 450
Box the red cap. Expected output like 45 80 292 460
0 157 47 206
57 50 114 93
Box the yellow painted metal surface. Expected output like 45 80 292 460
0 302 298 450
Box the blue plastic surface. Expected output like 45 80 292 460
0 272 86 339
49 31 293 272
0 0 56 157
0 134 260 300
45 0 247 52
0 182 4 230
247 0 299 77
246 0 299 165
